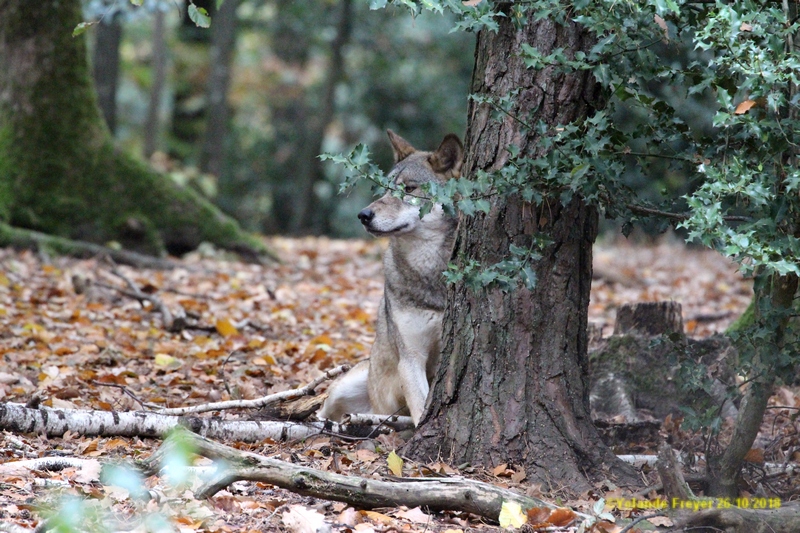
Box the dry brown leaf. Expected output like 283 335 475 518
734 99 756 114
548 508 578 527
491 463 508 476
743 448 765 463
395 507 431 524
360 510 394 524
525 506 550 525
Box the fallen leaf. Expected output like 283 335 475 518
548 508 578 527
215 318 239 337
744 448 764 463
387 450 403 477
498 500 527 528
492 463 509 476
282 505 332 533
395 507 431 524
525 507 550 525
361 510 394 525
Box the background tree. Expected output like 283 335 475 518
0 0 266 257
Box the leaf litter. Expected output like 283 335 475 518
0 235 796 533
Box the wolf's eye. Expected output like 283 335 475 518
404 185 416 193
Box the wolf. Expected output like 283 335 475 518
318 130 463 426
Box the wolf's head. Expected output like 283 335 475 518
358 130 463 238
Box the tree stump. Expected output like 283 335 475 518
613 301 683 336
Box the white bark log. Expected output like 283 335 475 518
0 402 379 442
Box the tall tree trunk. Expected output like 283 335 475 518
198 0 240 176
169 0 215 161
92 15 122 134
143 8 168 159
404 12 636 489
293 0 352 235
0 0 267 258
266 0 312 234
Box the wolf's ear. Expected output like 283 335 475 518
387 129 416 163
429 134 464 175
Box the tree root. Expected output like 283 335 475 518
143 431 587 524
0 222 277 266
0 222 180 269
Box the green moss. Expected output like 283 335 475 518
0 0 271 259
727 299 754 333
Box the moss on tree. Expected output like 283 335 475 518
0 0 271 259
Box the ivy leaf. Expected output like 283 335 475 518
188 4 211 28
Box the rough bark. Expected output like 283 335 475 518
92 15 122 134
404 11 636 489
0 0 269 258
198 0 240 176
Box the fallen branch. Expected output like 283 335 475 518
155 365 350 416
143 432 589 524
342 413 414 432
0 402 385 442
675 503 800 533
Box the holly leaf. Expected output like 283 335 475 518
188 4 211 28
72 21 96 37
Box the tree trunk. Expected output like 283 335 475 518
0 0 266 257
404 11 635 489
169 0 214 161
707 271 798 497
143 8 168 159
92 15 122 134
293 0 352 235
198 0 240 176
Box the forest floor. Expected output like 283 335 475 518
0 236 797 533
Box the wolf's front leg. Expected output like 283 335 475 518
397 355 431 425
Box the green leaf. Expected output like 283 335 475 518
188 3 211 28
130 0 144 5
370 0 388 9
72 21 96 37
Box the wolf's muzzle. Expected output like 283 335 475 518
358 208 375 226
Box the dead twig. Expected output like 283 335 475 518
155 364 351 416
90 380 161 411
